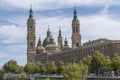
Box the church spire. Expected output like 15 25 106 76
47 25 51 37
64 36 68 47
58 27 62 37
73 6 78 21
29 4 33 19
37 35 42 46
48 25 50 31
58 27 63 49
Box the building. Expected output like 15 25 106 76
27 5 120 64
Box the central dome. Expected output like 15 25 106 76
43 37 51 47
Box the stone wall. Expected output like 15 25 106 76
35 77 120 80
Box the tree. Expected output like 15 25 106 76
16 66 24 74
111 54 120 71
0 68 5 74
45 78 51 80
35 62 46 73
90 51 105 74
63 63 88 80
2 74 8 80
57 61 65 74
103 56 112 71
17 74 27 80
24 63 36 74
3 60 18 73
80 55 92 72
46 61 57 74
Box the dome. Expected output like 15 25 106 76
46 44 58 48
37 46 45 50
62 46 70 51
43 37 51 47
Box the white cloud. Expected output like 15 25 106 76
0 0 116 10
81 14 120 42
0 25 26 43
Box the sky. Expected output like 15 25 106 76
0 0 120 67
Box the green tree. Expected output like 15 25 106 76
17 74 27 80
57 61 65 74
45 78 51 80
2 74 8 80
46 61 57 74
90 51 105 73
3 60 18 73
24 63 36 74
35 62 46 73
16 66 24 74
111 54 120 71
0 68 5 74
103 56 111 71
81 55 92 72
63 63 88 80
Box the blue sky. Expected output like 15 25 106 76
0 0 120 67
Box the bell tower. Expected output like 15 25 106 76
27 5 36 63
71 6 81 48
58 27 63 49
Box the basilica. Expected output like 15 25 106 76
27 5 120 64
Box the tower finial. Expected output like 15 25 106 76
37 35 42 46
73 6 78 21
65 36 67 41
29 4 33 18
74 5 76 11
30 4 32 10
39 35 41 41
58 26 62 37
47 25 51 37
48 25 50 31
59 26 60 30
64 36 68 46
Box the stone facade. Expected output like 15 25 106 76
27 5 120 64
36 38 120 64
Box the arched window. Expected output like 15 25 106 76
30 26 33 33
76 27 78 32
76 43 79 47
30 42 33 48
73 27 75 33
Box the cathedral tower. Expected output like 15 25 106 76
27 5 36 63
58 27 63 49
64 37 68 47
71 6 81 48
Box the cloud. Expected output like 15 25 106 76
0 25 26 44
81 14 120 42
0 0 116 11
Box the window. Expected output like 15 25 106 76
76 43 79 47
30 42 33 48
30 26 33 33
76 27 78 32
73 27 75 33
